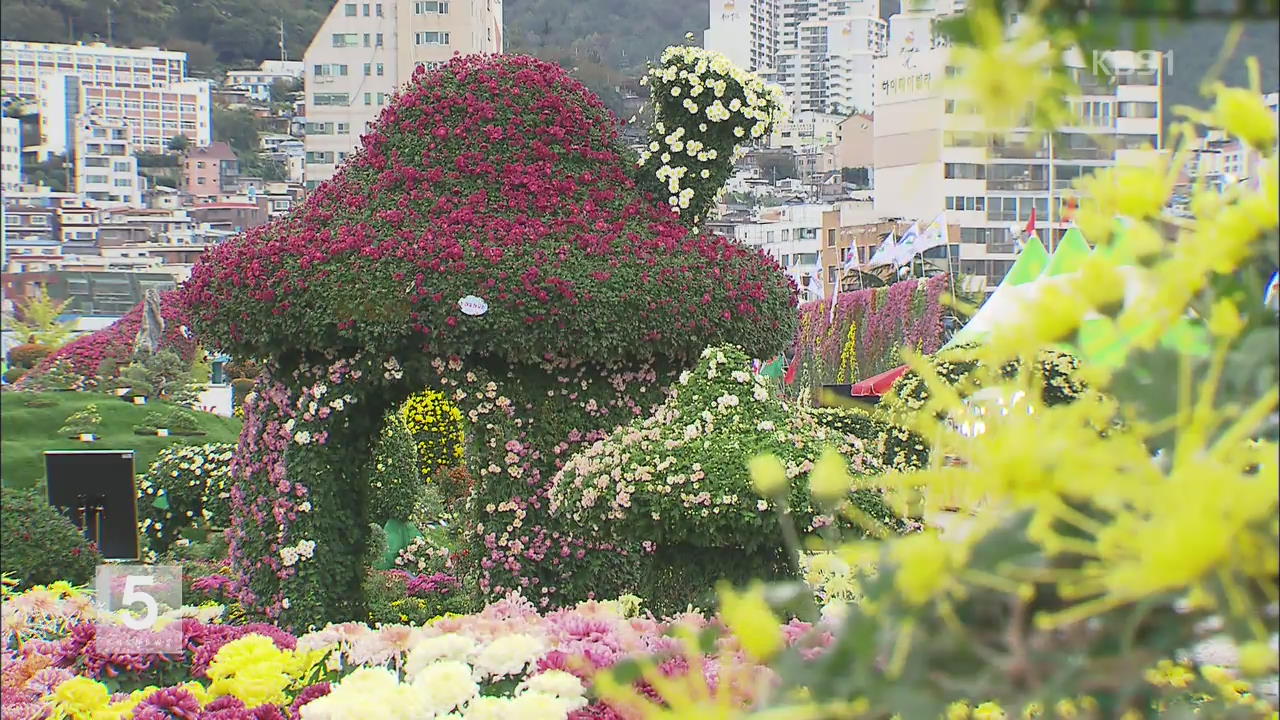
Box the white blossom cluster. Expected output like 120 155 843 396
638 45 787 216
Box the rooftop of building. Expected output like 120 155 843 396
185 142 238 161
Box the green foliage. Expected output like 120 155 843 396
804 406 930 472
0 0 334 74
882 346 1087 420
213 106 260 155
0 486 101 589
364 568 475 626
549 346 902 613
58 403 102 436
137 443 236 555
106 350 198 404
231 377 255 408
134 407 204 436
21 357 81 391
3 367 28 384
166 134 191 152
0 391 243 490
6 342 54 369
3 289 74 348
368 411 421 526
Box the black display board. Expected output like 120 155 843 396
44 450 140 561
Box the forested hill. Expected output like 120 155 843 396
1 0 1275 119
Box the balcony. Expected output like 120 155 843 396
986 178 1049 192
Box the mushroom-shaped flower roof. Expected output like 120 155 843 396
181 54 796 365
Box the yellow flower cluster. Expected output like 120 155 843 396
206 634 326 708
836 320 859 384
399 390 465 479
45 634 329 719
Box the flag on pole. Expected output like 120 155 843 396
807 271 825 301
915 212 949 255
866 232 898 268
1024 207 1036 238
760 354 786 378
829 247 862 322
892 222 922 266
784 353 800 385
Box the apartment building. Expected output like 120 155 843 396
74 117 145 208
1 116 21 192
703 0 779 74
873 12 1164 292
1 40 187 101
706 0 885 118
225 60 306 102
302 0 504 186
36 71 212 156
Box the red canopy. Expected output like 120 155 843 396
849 364 909 397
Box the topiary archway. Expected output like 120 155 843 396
180 54 795 629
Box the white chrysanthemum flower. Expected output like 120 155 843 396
472 633 546 678
412 660 480 715
406 634 478 675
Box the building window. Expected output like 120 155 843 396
1117 101 1158 119
344 3 357 15
375 33 383 46
415 31 451 45
305 122 333 134
986 197 1018 222
376 63 384 76
363 33 371 47
362 3 370 15
196 177 206 185
314 64 348 77
826 228 836 246
377 92 387 105
306 151 335 164
337 122 349 134
415 1 450 13
363 63 372 76
376 3 383 15
196 161 206 169
312 93 350 106
332 33 360 47
364 92 373 105
944 162 985 180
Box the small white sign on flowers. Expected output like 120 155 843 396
458 295 489 316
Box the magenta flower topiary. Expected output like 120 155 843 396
179 53 795 628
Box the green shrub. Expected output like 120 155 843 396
133 408 203 436
549 346 902 615
105 350 197 404
137 443 236 555
3 367 28 384
58 404 102 436
369 411 422 526
805 406 930 472
364 568 475 626
883 346 1086 420
230 378 255 408
24 357 81 391
6 342 52 369
0 486 102 588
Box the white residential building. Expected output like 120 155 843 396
703 0 779 74
35 72 212 157
873 11 1164 292
706 0 886 117
225 60 306 102
1 41 188 101
74 117 145 208
1 116 21 192
302 0 504 187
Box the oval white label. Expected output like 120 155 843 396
458 295 489 316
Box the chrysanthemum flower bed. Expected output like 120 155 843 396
0 584 836 720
